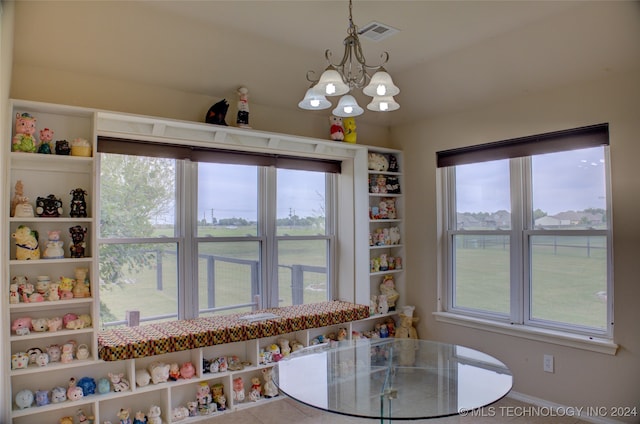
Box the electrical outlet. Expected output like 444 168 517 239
543 354 554 373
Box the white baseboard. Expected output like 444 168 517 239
507 391 626 424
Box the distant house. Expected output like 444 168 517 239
535 211 604 228
535 216 568 227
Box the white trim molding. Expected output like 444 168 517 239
434 311 618 355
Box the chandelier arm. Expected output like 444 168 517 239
306 70 319 84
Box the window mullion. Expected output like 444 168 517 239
180 160 198 319
509 158 527 325
262 167 278 308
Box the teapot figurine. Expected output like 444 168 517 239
42 230 65 259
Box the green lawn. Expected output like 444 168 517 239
101 228 608 331
454 235 607 329
100 225 329 327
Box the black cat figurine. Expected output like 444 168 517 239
205 99 229 126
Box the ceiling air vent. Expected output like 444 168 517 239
358 21 399 42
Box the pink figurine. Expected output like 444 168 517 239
12 112 37 153
180 362 196 379
232 377 245 403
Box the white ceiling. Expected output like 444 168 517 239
12 1 640 126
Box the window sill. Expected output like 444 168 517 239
433 312 618 355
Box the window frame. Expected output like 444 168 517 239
98 154 338 325
436 129 616 354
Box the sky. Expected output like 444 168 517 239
197 164 325 222
456 146 607 216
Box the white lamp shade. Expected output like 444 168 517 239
298 87 332 110
332 95 364 117
366 95 400 112
363 70 400 97
316 66 350 96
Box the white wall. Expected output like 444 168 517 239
391 70 640 418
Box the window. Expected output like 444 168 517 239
98 141 338 327
438 124 612 338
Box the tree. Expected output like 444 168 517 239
99 154 175 286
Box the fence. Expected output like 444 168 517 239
104 250 327 327
457 234 605 258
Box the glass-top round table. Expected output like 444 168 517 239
274 338 512 422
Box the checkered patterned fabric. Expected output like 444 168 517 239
98 301 369 361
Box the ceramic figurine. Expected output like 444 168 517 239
47 344 62 362
147 405 162 424
38 127 54 153
397 312 420 366
77 376 97 396
55 139 71 155
108 372 130 392
9 281 20 304
148 361 170 384
51 385 67 403
377 294 389 315
168 363 180 381
11 352 29 370
343 117 357 143
61 342 75 363
329 115 344 141
136 368 151 387
196 381 213 415
205 99 229 126
97 377 111 394
171 406 189 422
133 411 147 424
43 230 65 259
11 317 32 335
12 112 37 153
117 408 132 424
249 377 262 401
59 277 75 299
15 389 34 409
35 275 51 295
72 267 91 298
59 417 73 424
187 401 198 417
35 389 50 406
36 194 63 217
69 188 88 217
11 180 34 217
77 344 90 360
180 361 195 379
212 383 226 410
69 225 87 258
67 378 84 401
70 138 92 157
27 347 43 364
77 408 94 424
236 86 251 128
262 367 278 398
232 377 245 403
47 281 61 301
48 316 63 331
12 225 40 260
379 274 399 310
32 317 48 332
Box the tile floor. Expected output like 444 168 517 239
203 396 592 424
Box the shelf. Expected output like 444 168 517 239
11 392 99 417
369 193 401 197
10 151 93 172
368 170 401 176
10 217 93 223
10 257 93 265
10 327 93 342
369 219 402 224
370 269 403 277
10 298 93 311
369 244 403 250
10 358 95 376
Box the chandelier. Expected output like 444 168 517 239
298 0 400 117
